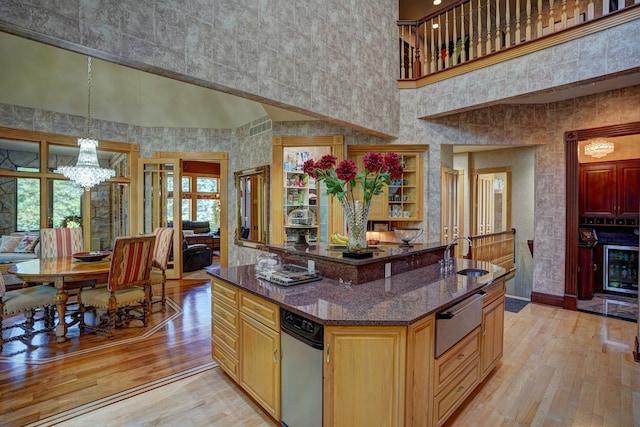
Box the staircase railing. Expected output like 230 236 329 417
398 0 639 80
464 229 516 272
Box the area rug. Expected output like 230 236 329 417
505 297 529 313
0 297 183 364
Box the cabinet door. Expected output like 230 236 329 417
324 326 406 427
480 296 504 379
240 313 281 420
406 315 434 427
579 163 616 217
617 162 640 218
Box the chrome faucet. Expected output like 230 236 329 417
444 236 473 265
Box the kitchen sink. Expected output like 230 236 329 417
456 268 489 277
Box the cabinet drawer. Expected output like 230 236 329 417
213 343 239 382
212 280 239 307
240 290 279 331
434 327 480 394
482 278 505 307
212 323 239 357
212 299 239 332
433 359 480 427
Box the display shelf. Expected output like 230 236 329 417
347 147 425 222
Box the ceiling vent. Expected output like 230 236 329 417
249 119 272 137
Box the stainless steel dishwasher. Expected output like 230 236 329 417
280 309 324 427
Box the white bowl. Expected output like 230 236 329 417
393 228 422 246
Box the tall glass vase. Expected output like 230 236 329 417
340 199 372 253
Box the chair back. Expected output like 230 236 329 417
107 235 156 292
40 228 83 259
152 227 174 271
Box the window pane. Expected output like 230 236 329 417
16 178 40 232
182 177 190 192
0 139 40 172
50 180 82 228
182 199 190 221
196 199 220 228
197 177 218 192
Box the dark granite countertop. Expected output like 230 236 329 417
208 258 507 326
266 242 447 265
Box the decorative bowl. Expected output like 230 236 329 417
72 251 111 262
393 228 423 248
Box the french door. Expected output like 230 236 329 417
137 158 182 279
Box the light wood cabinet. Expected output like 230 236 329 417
347 145 426 223
240 311 281 420
406 315 435 427
211 279 281 420
211 279 240 381
480 278 505 380
324 325 406 427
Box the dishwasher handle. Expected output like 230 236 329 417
436 292 485 319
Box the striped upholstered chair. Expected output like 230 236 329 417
78 235 156 339
1 271 57 349
39 227 84 259
150 227 174 310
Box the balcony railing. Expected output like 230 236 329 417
464 229 516 272
398 0 639 81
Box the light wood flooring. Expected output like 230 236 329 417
2 272 640 426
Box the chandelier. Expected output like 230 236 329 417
55 57 115 191
584 138 615 159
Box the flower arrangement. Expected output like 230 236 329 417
303 152 404 252
303 152 404 204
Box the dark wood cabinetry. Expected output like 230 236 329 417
578 247 595 299
579 159 640 226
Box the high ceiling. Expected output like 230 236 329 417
0 32 314 129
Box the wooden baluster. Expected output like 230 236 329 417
515 0 521 44
477 0 483 57
408 25 414 78
526 0 532 40
561 0 567 28
414 24 421 78
469 0 475 59
537 0 543 37
445 11 450 67
486 0 492 53
603 0 609 15
453 7 458 65
460 4 467 62
574 0 580 26
495 0 501 50
431 19 437 73
438 15 443 70
587 0 594 20
549 0 555 32
400 26 405 79
505 0 512 47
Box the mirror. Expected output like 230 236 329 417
235 165 270 249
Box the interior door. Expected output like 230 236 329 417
441 167 464 256
474 174 495 235
137 158 182 279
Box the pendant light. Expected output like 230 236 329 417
55 57 115 191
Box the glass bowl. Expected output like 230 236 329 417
393 228 423 248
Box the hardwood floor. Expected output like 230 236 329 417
2 272 639 426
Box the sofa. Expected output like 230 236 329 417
169 220 220 251
0 233 40 290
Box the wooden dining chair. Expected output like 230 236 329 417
40 227 84 259
77 235 156 339
150 227 174 310
0 271 57 349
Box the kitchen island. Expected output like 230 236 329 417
209 257 507 427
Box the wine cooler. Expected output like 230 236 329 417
603 245 639 295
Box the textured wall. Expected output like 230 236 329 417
414 19 640 119
0 0 400 138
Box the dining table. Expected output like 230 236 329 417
8 256 111 342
